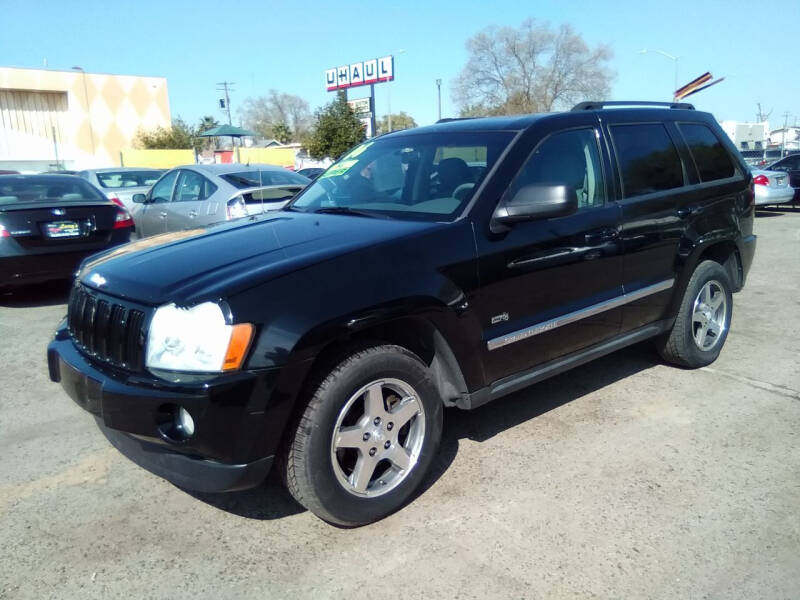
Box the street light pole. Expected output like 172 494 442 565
438 81 442 120
638 49 679 98
387 49 406 133
71 66 96 158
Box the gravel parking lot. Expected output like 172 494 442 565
1 209 798 599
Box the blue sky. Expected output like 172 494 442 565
2 0 799 130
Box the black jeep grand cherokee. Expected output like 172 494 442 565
48 101 756 526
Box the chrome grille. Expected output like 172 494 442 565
67 285 147 371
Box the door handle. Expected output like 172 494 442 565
188 210 198 218
159 211 167 219
585 227 619 245
677 205 704 218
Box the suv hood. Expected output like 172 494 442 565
78 211 441 305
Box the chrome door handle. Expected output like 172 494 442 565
677 205 704 218
188 210 198 218
159 211 167 218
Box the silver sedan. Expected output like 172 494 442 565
77 167 164 211
751 169 794 206
130 163 310 238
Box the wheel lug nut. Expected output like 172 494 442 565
369 447 377 456
384 441 391 449
363 432 370 441
373 417 381 426
387 422 393 430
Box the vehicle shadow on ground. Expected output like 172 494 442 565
192 342 662 522
755 209 785 218
0 280 72 308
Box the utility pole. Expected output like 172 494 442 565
216 81 234 125
756 103 772 123
436 79 442 121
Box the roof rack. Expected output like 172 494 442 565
571 101 695 111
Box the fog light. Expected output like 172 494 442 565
176 407 195 437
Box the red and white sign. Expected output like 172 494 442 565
325 56 394 92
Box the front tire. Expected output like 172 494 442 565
283 344 443 526
657 260 733 368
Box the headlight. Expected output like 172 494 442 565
146 302 254 373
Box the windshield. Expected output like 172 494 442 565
0 176 107 204
221 170 310 188
95 170 163 188
289 131 514 221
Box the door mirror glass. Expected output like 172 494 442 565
132 193 146 203
494 184 578 224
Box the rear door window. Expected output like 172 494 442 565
611 123 684 197
678 123 736 182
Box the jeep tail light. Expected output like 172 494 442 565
227 197 247 220
0 224 9 238
753 174 769 186
113 208 134 229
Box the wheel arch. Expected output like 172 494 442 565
670 236 742 316
300 315 471 408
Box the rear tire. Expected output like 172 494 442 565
282 344 443 526
657 260 733 368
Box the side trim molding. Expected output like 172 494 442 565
487 279 674 351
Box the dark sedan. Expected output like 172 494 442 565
0 175 134 290
765 153 800 205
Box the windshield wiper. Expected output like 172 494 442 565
313 206 389 219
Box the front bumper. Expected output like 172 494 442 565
47 322 310 492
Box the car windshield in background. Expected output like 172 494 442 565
96 170 164 188
289 131 514 221
0 176 107 204
221 170 310 188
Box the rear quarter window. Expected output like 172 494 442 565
611 123 684 197
678 123 736 182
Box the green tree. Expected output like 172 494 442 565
135 117 199 151
197 115 220 150
377 112 418 135
306 94 366 160
272 122 292 144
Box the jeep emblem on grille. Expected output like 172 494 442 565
88 273 107 287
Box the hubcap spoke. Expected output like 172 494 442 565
389 395 421 430
335 425 366 450
386 444 412 471
364 383 386 418
351 454 379 493
709 292 724 312
696 323 709 346
702 284 712 305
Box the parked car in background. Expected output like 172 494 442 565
130 163 310 237
78 168 164 211
297 167 326 180
0 170 19 175
751 169 794 206
0 175 133 290
765 154 800 205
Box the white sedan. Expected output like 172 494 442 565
751 169 794 206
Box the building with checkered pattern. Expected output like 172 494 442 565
0 66 171 172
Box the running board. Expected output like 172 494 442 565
460 321 670 410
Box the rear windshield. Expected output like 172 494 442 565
0 176 107 204
221 170 310 188
95 170 164 188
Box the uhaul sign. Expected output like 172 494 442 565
325 56 394 91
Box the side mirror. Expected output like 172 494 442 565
132 193 146 204
493 184 578 227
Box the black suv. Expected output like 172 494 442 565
48 101 756 526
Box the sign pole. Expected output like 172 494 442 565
369 84 376 138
